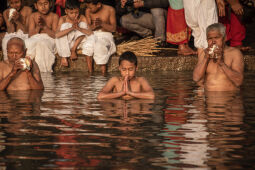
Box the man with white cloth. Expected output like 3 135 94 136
183 0 225 55
2 0 32 60
84 0 117 75
25 0 59 73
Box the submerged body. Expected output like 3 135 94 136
193 23 244 91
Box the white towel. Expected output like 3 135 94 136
82 31 116 65
25 34 56 72
55 22 88 58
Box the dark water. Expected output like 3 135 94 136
0 71 255 170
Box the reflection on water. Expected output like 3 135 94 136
0 72 254 169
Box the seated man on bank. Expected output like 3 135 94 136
119 0 168 46
193 23 244 91
0 37 44 91
97 51 155 100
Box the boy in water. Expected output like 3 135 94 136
25 0 59 72
55 0 92 67
2 0 32 60
97 51 155 100
83 0 116 75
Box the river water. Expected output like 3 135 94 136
0 71 254 169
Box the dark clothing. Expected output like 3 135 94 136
0 0 7 13
144 0 169 8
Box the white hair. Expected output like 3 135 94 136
206 23 226 38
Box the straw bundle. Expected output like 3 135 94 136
117 37 161 57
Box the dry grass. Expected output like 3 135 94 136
116 37 177 57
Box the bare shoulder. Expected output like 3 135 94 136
30 12 38 18
3 8 9 15
225 46 243 59
0 61 9 70
22 6 32 14
137 76 148 82
80 15 88 22
103 4 115 12
50 12 59 19
58 16 65 22
108 76 120 83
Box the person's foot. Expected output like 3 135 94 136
178 44 196 56
60 57 68 67
185 44 197 54
70 51 78 60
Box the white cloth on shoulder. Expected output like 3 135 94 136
183 0 218 49
82 31 116 65
2 29 28 60
55 22 88 58
25 33 56 72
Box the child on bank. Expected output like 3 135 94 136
55 0 92 67
0 12 6 51
97 51 155 100
25 0 59 72
2 0 32 60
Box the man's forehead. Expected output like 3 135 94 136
7 41 24 49
207 30 222 37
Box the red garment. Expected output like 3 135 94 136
55 0 66 8
166 7 190 45
219 8 246 47
56 5 62 17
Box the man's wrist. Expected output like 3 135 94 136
218 61 225 67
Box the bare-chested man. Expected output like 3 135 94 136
83 0 116 75
97 51 155 100
2 0 32 60
25 0 59 72
193 23 244 91
0 37 44 91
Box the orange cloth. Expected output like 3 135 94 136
166 7 191 45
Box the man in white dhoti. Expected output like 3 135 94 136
55 0 92 67
2 0 32 60
183 0 224 55
84 0 117 75
25 0 59 72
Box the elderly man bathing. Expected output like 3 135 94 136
193 23 244 91
0 37 44 91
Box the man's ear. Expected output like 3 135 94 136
136 66 138 71
224 36 227 42
34 3 38 10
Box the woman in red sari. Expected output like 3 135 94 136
166 0 195 55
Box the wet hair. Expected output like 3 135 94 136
65 0 80 9
119 51 137 66
7 37 26 51
85 0 101 4
206 23 226 38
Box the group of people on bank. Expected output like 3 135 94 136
0 0 116 74
0 0 249 99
